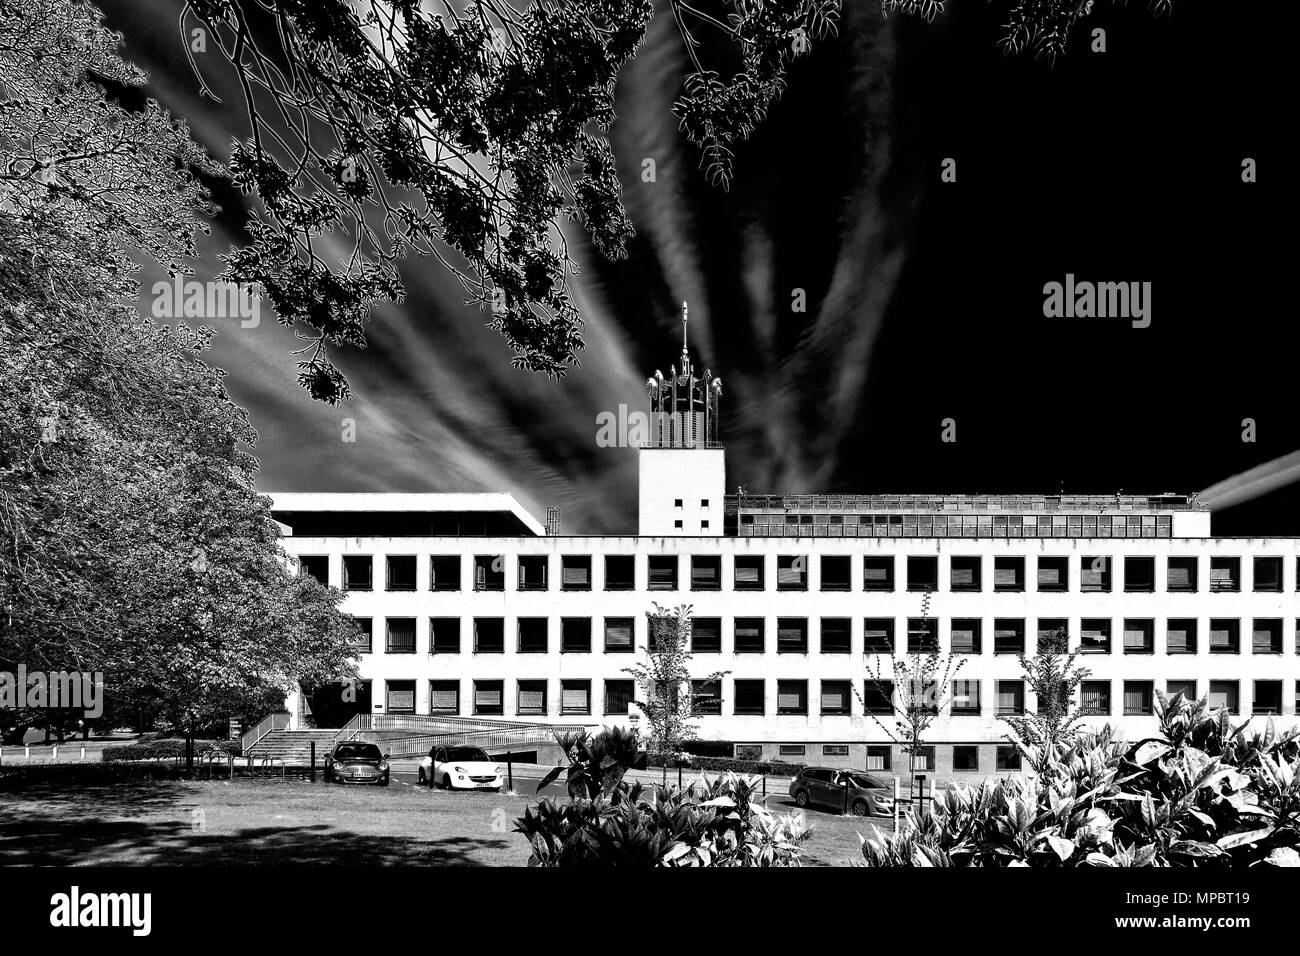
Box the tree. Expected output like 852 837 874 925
0 0 361 754
883 0 1181 61
1000 626 1091 775
624 603 726 758
177 0 844 400
856 587 964 807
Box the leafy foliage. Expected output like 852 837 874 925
0 0 360 740
536 725 641 799
859 694 1300 867
519 764 812 867
181 0 842 398
1000 626 1091 774
882 0 1182 61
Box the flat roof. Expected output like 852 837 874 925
266 492 546 537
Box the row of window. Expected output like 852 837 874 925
738 512 1175 540
369 677 1300 719
349 615 1300 657
301 553 1297 594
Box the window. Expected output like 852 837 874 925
951 680 980 715
430 680 458 716
386 618 416 654
953 745 979 772
1080 680 1110 716
863 619 894 655
342 555 372 591
604 679 635 715
517 555 548 591
734 618 764 654
1166 619 1197 655
863 556 894 591
1080 619 1111 654
996 746 1021 771
1208 680 1238 712
351 617 373 654
430 555 460 591
863 681 894 715
557 554 591 591
907 618 938 653
647 556 678 590
386 680 416 715
560 680 591 716
430 618 459 655
994 557 1024 592
1210 557 1240 592
994 619 1025 655
1167 679 1197 702
734 680 765 715
733 555 765 591
691 680 722 715
996 680 1025 716
911 747 936 772
690 555 721 591
951 619 981 654
474 618 504 654
779 745 806 758
777 618 808 654
1123 619 1155 655
1123 680 1154 716
907 556 938 592
950 556 981 592
1252 619 1283 655
824 745 850 758
1253 556 1283 592
866 745 892 771
604 555 635 590
517 680 548 716
820 680 852 715
1081 556 1111 592
603 617 633 653
517 618 547 653
1167 556 1197 592
1124 556 1155 592
299 555 329 585
820 555 851 591
473 555 504 591
559 618 591 654
691 618 722 653
777 555 808 590
1253 680 1283 715
386 555 417 591
1209 619 1240 654
820 618 851 654
776 680 808 715
473 680 504 716
1037 619 1068 653
701 498 709 508
673 520 682 529
1037 557 1067 591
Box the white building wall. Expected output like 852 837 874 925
637 448 725 536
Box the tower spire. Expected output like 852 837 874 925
682 300 689 355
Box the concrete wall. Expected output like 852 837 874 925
637 448 725 536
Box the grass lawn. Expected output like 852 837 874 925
0 773 889 866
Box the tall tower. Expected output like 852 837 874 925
638 303 725 536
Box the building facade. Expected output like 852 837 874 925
272 336 1300 777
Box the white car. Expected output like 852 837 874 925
418 745 505 791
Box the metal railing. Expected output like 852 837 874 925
240 712 290 754
336 714 591 756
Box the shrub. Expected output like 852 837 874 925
101 738 241 762
859 694 1300 867
645 752 806 777
517 771 812 867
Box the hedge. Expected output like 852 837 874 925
101 738 242 762
644 751 806 777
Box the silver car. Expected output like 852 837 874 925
789 767 894 816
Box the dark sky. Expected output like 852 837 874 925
102 1 1297 535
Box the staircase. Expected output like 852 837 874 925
244 729 340 765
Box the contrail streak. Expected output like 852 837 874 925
1198 450 1300 511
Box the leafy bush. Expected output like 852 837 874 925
859 694 1300 867
645 751 805 777
517 771 812 868
520 727 811 866
101 738 241 762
